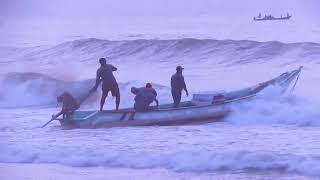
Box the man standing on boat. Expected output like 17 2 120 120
52 92 80 119
131 83 159 112
91 58 120 111
171 66 188 107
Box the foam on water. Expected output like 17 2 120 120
1 146 320 177
226 87 320 126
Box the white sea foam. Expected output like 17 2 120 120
1 147 320 177
225 90 320 126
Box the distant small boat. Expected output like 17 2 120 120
254 13 292 21
53 67 302 129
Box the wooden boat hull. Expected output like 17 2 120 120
59 104 230 128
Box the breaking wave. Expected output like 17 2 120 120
2 38 320 66
226 89 320 126
1 147 320 177
0 72 171 108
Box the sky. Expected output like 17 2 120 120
1 0 319 47
1 0 319 18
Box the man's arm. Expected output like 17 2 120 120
53 105 67 118
112 65 117 71
154 98 159 107
182 76 189 96
152 89 157 97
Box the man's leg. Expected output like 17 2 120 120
100 92 108 111
115 95 120 111
113 86 120 111
172 90 179 108
177 91 182 105
65 110 74 119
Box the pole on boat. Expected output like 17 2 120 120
290 66 303 93
41 115 56 128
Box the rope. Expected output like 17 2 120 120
290 70 301 93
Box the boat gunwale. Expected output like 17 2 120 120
71 93 256 118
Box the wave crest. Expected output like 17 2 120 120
3 38 320 66
1 147 320 177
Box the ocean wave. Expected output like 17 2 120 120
0 72 170 108
0 72 94 107
1 147 320 177
2 38 320 66
226 88 320 126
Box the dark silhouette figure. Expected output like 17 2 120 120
53 92 80 119
91 58 120 111
131 83 159 112
171 66 188 107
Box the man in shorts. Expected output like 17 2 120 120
91 58 120 111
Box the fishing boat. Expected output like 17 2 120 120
54 67 302 128
253 13 292 21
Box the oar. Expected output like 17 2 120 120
41 115 56 128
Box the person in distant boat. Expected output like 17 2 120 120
91 58 120 111
131 83 159 112
52 92 80 119
171 66 188 107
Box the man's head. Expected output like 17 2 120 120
131 87 139 94
99 58 107 65
56 95 64 103
146 83 152 88
176 66 184 73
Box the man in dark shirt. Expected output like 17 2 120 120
53 92 80 119
131 83 159 112
171 66 188 107
91 58 120 111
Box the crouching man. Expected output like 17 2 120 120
52 92 80 119
131 83 159 112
